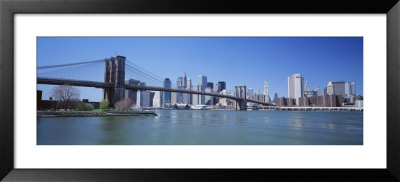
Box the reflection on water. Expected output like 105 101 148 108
37 110 363 145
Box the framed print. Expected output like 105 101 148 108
1 0 400 181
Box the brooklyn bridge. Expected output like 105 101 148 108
37 56 272 110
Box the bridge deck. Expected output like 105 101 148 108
37 77 271 106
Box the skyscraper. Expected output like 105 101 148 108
136 82 146 107
205 87 214 105
198 75 207 104
264 80 270 103
198 75 207 88
162 78 171 106
207 82 214 90
345 81 356 98
218 81 226 91
326 81 334 95
288 73 304 105
153 91 162 108
176 77 184 103
192 85 201 105
273 93 279 104
332 81 345 96
184 77 192 104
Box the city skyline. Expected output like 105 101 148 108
37 37 363 102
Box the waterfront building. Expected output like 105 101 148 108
141 90 151 107
324 94 337 107
308 95 324 106
150 92 155 107
298 97 310 107
355 100 363 108
276 97 296 107
205 87 214 105
153 91 162 108
171 92 177 105
288 73 304 105
136 82 146 106
192 85 201 106
162 78 172 107
124 78 140 105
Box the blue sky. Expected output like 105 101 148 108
37 37 363 102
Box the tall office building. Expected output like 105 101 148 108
198 75 207 88
136 82 146 107
207 82 214 90
218 81 226 91
141 90 151 107
214 83 219 92
273 93 279 104
184 77 192 105
176 77 184 103
192 85 201 105
350 82 356 96
344 81 356 98
163 78 171 106
153 91 162 108
332 81 345 96
198 75 207 104
326 81 334 95
124 78 140 105
182 73 187 88
264 80 271 103
288 73 304 105
205 87 214 105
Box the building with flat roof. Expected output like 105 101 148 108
288 73 304 105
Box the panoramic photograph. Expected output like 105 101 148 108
36 37 363 145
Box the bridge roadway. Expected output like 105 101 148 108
37 77 270 106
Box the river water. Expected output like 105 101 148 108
37 110 363 145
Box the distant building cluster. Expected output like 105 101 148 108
123 73 234 109
275 73 362 108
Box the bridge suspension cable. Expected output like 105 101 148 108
37 59 104 69
126 59 164 80
125 59 176 87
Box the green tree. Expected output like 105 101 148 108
100 99 109 111
76 102 94 111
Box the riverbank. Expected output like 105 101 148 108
37 110 157 117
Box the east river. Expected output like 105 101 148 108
37 110 363 145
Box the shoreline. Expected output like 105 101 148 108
37 111 158 118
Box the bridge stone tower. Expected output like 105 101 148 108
234 86 247 110
103 56 126 107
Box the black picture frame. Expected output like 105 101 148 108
1 0 399 181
